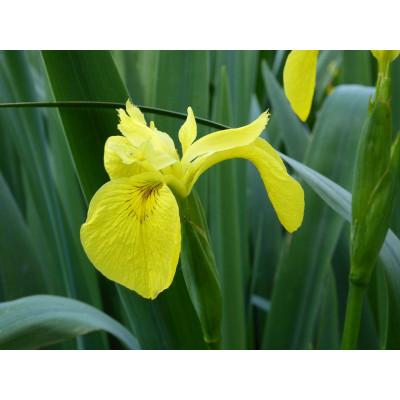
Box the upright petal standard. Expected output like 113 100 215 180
81 100 305 299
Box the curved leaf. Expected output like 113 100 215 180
0 295 139 349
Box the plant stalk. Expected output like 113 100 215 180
341 281 367 349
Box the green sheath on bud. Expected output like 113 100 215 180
179 191 222 346
351 52 400 285
342 51 400 349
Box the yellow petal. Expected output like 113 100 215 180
126 99 147 125
117 100 152 147
178 107 197 154
116 100 179 171
80 172 181 299
150 121 179 161
182 111 269 164
138 139 178 170
283 50 319 122
185 138 304 233
104 136 148 180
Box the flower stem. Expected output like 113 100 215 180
341 281 367 349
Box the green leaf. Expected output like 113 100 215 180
180 192 222 345
315 267 340 349
2 51 110 348
315 50 342 105
212 51 259 296
214 51 259 125
42 50 127 200
0 51 78 302
0 295 139 349
391 57 400 134
208 66 247 349
263 85 372 349
0 174 47 299
340 51 373 86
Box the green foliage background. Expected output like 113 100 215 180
0 50 399 349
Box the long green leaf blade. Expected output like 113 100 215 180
0 295 139 349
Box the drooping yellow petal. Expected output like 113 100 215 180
80 172 181 299
104 136 148 180
283 50 319 122
178 107 197 154
181 111 269 164
185 138 304 233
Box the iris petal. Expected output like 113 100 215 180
185 138 304 233
178 107 197 154
80 172 181 299
181 111 269 164
283 50 319 121
104 136 147 179
117 101 152 147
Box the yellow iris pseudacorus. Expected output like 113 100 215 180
80 100 304 299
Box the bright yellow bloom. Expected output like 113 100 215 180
80 100 305 299
283 50 319 121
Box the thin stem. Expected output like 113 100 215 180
341 282 367 350
0 101 231 131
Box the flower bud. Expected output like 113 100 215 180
350 53 400 285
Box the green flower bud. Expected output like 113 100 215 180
350 55 400 285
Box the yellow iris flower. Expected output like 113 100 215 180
80 100 305 299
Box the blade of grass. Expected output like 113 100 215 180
209 66 246 349
315 266 340 349
0 175 48 299
1 51 75 299
340 51 373 86
213 51 260 329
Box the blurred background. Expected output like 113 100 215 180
0 50 399 349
